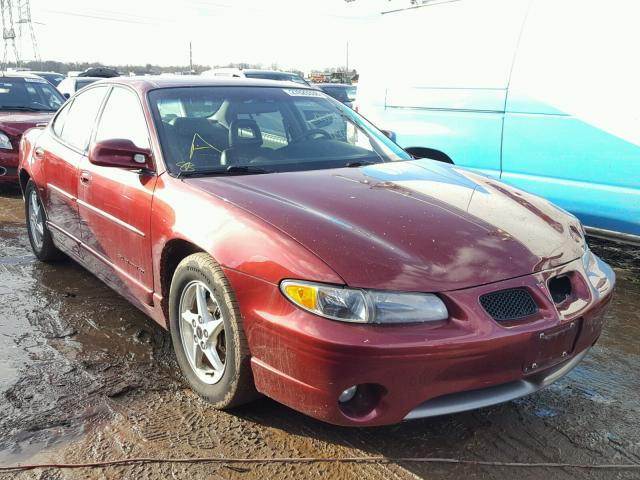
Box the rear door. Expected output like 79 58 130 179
77 86 157 306
42 86 109 252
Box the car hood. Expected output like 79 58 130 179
186 160 585 292
0 111 54 136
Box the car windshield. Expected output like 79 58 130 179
0 77 65 111
244 72 308 85
31 72 65 86
323 86 357 103
149 86 410 177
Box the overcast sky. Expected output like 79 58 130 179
26 0 387 72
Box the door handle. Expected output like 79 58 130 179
34 147 44 159
80 171 92 185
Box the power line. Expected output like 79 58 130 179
39 9 164 26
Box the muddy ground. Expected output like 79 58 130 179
0 185 638 480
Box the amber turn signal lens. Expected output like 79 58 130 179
284 284 317 310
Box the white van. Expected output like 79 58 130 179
355 0 640 241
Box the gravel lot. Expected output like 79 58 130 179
0 185 638 479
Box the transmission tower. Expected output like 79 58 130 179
16 0 39 62
0 0 20 68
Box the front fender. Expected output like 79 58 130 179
151 174 344 299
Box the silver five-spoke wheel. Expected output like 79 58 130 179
28 187 44 251
179 280 226 384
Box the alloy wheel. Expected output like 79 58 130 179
178 280 227 384
28 188 44 251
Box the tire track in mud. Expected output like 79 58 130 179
50 390 422 480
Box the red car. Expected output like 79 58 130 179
18 77 615 426
0 72 65 183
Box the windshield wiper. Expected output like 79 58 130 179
345 160 377 168
0 105 53 112
225 165 274 174
176 165 274 178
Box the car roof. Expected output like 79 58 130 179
242 69 299 76
0 71 53 80
25 71 63 75
317 83 353 88
90 75 316 93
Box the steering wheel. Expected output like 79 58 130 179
30 101 50 110
294 129 332 143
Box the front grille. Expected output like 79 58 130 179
480 288 538 321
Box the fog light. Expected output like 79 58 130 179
338 385 358 403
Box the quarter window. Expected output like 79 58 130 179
95 87 150 149
58 86 108 151
51 101 72 137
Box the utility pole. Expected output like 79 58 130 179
0 0 39 69
345 41 349 83
16 0 39 63
0 0 19 68
189 41 193 73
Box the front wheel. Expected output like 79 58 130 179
168 253 258 408
25 179 63 262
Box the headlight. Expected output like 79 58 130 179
280 280 448 324
0 132 12 149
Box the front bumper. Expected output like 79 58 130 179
226 252 615 426
404 347 589 420
0 150 19 183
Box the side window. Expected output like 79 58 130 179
51 101 72 137
95 87 150 149
58 86 108 151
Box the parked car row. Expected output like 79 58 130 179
0 72 65 182
15 76 615 426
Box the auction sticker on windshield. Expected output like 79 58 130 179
283 88 325 97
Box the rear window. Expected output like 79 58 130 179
0 77 64 111
76 79 99 91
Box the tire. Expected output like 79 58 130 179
168 252 258 408
24 179 63 262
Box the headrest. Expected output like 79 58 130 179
229 119 262 147
173 117 218 136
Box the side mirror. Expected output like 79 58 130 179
89 139 154 171
380 129 397 142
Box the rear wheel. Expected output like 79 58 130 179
25 179 63 262
169 253 257 408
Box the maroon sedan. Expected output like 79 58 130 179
0 72 64 183
18 77 615 426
